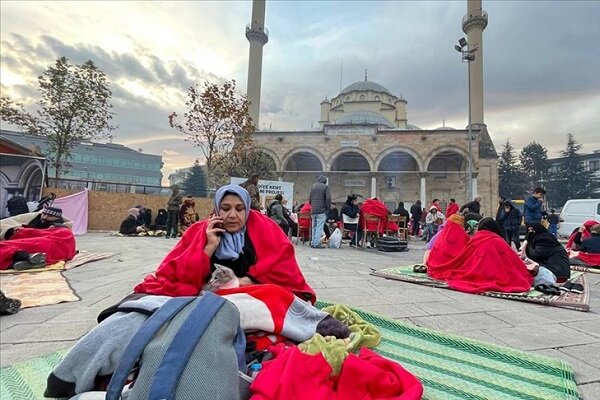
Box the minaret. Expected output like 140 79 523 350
246 0 269 130
462 0 488 127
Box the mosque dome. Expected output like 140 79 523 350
334 111 395 128
434 126 456 130
340 80 394 97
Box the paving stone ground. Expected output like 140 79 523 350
1 233 599 399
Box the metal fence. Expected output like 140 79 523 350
47 178 213 197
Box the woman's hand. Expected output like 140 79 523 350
204 214 225 257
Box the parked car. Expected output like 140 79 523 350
558 199 600 238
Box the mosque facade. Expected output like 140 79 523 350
252 79 499 216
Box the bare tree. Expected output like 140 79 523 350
168 80 254 186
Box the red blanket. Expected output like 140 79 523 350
426 216 470 275
427 230 533 294
572 251 600 267
0 227 76 270
134 210 315 302
566 220 599 250
250 344 423 400
360 199 397 234
445 202 459 218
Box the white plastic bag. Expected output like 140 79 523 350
329 228 342 248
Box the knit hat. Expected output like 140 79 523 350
42 206 62 218
429 206 438 211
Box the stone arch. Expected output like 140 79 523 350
0 172 11 218
17 159 45 201
281 148 325 172
375 147 424 172
255 147 280 171
424 146 470 172
329 149 373 172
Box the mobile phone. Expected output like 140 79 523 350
215 222 224 230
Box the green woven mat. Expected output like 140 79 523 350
1 305 580 400
316 301 580 400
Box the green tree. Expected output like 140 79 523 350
498 139 526 199
0 57 116 180
182 160 208 197
168 80 254 187
519 141 548 188
547 133 599 206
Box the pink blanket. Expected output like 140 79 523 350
52 190 89 235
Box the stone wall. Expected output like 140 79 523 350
42 188 213 231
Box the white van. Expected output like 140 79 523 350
558 199 600 237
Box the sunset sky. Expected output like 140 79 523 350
1 1 599 182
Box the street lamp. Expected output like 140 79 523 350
455 37 477 202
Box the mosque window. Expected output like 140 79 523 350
359 95 365 101
345 96 351 102
375 96 380 101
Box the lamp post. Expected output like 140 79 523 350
455 37 477 202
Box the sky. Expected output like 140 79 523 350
1 0 599 184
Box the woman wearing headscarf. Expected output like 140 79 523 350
119 208 146 235
134 185 315 302
522 223 570 283
427 217 533 294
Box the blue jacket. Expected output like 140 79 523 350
524 195 543 224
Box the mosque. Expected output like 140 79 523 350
245 0 498 215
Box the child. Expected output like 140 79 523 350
548 209 559 237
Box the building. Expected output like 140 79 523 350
253 78 498 214
0 135 46 218
247 0 498 214
548 150 600 194
1 130 163 191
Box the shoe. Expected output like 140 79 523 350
165 235 170 239
13 260 46 271
569 283 584 294
28 253 46 265
311 245 326 249
560 282 574 292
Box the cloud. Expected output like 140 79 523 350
2 0 599 184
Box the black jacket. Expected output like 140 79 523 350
526 233 570 280
410 204 423 220
460 200 481 215
119 215 139 235
341 201 359 220
580 233 600 254
392 206 410 219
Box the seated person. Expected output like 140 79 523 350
134 184 315 302
119 208 148 235
427 218 533 294
425 214 469 271
179 196 198 233
566 219 599 251
151 208 168 231
281 199 298 237
359 197 397 246
341 195 362 246
0 206 76 270
267 194 290 235
521 223 570 283
392 202 410 219
573 223 600 254
424 206 445 242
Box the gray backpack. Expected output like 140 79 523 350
105 293 248 400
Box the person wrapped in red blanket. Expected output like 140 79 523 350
0 206 76 270
425 213 469 273
568 221 600 267
427 217 533 294
134 184 315 303
359 198 398 235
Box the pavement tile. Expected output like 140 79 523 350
579 382 600 400
533 348 600 385
408 312 512 332
485 324 599 351
0 341 77 367
360 303 430 319
450 329 512 347
564 320 600 339
1 321 96 344
553 343 600 370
